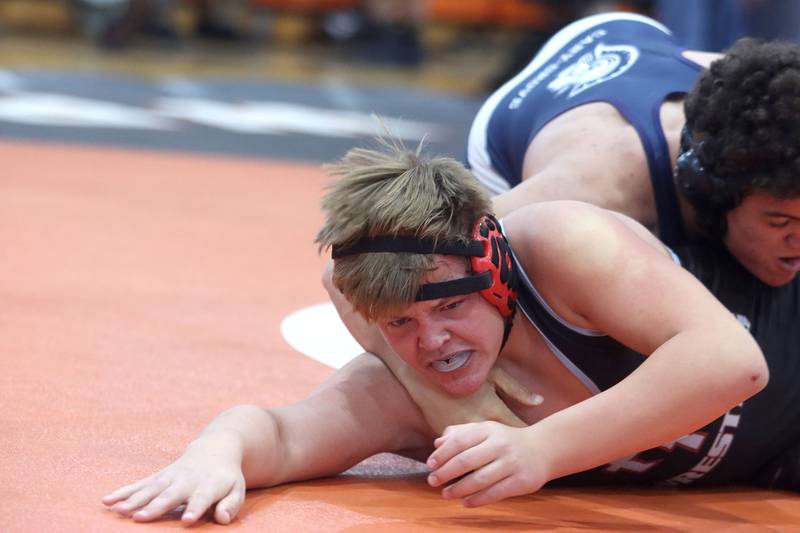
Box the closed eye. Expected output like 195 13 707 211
768 217 791 228
440 299 464 312
388 317 411 328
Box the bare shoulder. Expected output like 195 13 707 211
501 201 671 327
502 200 655 265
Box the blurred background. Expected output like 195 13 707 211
1 0 799 162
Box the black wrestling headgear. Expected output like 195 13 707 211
674 125 740 237
332 215 519 344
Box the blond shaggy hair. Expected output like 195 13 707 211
316 137 492 320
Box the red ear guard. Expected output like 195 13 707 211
471 215 517 317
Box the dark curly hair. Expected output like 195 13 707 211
678 38 800 238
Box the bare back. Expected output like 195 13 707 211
500 50 720 238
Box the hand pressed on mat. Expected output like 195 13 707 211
102 433 245 525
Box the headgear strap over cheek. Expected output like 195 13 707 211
330 215 518 318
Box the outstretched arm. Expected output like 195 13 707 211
103 353 433 524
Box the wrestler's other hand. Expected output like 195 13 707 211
426 421 548 506
101 435 245 525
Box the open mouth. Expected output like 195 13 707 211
431 351 472 373
778 256 800 272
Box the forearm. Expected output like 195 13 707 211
492 183 541 219
104 358 433 524
191 404 284 488
533 330 766 481
493 180 630 220
490 169 648 223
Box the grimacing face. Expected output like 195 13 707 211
375 255 506 397
724 193 800 286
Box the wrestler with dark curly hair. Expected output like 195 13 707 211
468 12 800 286
681 38 800 235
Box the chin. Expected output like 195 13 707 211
438 381 481 398
771 277 795 287
760 271 796 287
434 370 489 398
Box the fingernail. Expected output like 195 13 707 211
220 510 231 523
427 457 437 468
531 393 544 405
428 473 438 486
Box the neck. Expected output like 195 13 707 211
675 188 705 239
494 310 593 424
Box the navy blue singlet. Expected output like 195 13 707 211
467 13 702 246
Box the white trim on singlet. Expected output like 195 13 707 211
501 217 605 393
666 246 681 266
519 303 603 396
467 12 671 195
503 221 682 396
513 248 605 337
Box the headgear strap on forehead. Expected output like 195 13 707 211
331 235 483 258
331 215 518 318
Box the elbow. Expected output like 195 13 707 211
732 342 769 400
748 355 769 395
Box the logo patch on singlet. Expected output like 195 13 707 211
547 43 639 98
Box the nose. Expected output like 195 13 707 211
417 318 450 352
786 232 800 248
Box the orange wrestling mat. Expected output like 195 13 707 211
2 140 799 532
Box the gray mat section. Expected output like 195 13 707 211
0 70 483 162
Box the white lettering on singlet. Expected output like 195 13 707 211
605 432 707 474
604 405 742 481
665 404 743 485
508 29 607 109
